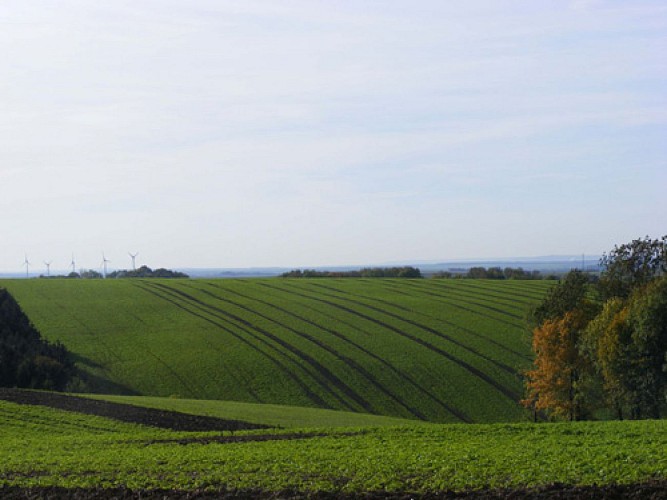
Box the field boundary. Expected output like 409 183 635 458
0 389 268 432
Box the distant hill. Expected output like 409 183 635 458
177 256 600 278
0 278 553 423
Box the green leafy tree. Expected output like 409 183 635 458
529 270 591 328
599 235 666 300
580 298 633 419
625 277 667 418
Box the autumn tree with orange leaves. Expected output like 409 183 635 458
524 236 666 421
523 308 595 421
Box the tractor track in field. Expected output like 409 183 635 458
375 281 531 361
210 282 465 422
0 389 268 432
133 282 330 409
143 282 373 414
1 481 665 499
396 281 524 328
395 280 526 323
406 281 528 320
258 282 475 422
424 280 537 311
260 282 485 422
447 280 550 304
181 281 427 421
271 281 520 404
303 281 523 374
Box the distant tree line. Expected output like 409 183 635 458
0 288 77 391
106 266 188 279
38 266 189 279
432 267 548 280
39 271 93 279
523 235 667 421
281 266 423 278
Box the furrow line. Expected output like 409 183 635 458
255 282 477 421
302 281 521 377
284 281 521 403
193 282 427 420
394 281 523 328
418 281 531 314
146 282 373 414
371 281 530 361
262 282 512 422
134 282 327 408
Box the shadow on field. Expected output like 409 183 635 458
0 388 268 432
0 481 666 499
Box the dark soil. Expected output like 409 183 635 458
0 481 666 499
0 388 269 432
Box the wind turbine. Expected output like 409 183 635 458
101 252 110 279
44 261 52 277
23 254 30 278
129 252 139 271
70 253 76 275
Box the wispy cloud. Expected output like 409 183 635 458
0 1 665 268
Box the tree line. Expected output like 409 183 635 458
40 266 189 279
522 235 667 421
432 266 548 280
281 266 423 278
0 288 77 391
107 266 189 279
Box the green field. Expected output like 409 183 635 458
0 399 664 494
0 278 553 423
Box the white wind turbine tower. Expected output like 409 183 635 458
101 252 111 279
70 253 76 275
129 252 139 271
44 261 52 277
23 254 30 278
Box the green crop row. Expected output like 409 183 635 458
0 400 664 493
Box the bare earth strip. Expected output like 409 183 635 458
0 482 666 499
0 388 268 432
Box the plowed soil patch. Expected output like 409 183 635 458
0 388 268 432
0 481 666 499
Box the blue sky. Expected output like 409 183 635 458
1 1 665 271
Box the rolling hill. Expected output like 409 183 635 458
0 278 553 423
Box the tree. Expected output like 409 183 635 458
79 269 102 279
580 298 633 419
529 270 591 328
467 267 488 279
524 236 667 421
599 235 667 300
523 308 595 420
625 277 667 418
0 288 77 391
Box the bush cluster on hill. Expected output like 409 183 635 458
523 235 667 421
280 266 423 278
107 266 189 279
0 288 76 391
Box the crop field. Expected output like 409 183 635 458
0 397 665 497
0 278 554 423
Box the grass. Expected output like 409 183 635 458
0 399 664 493
0 278 554 423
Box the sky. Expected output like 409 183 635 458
1 1 665 272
